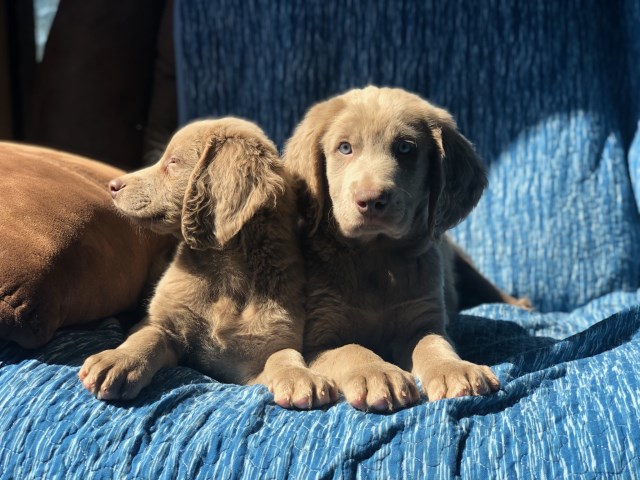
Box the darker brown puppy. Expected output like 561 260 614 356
284 86 513 411
79 118 336 409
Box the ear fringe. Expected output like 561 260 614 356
211 137 284 246
426 140 444 239
283 97 346 234
429 116 487 234
181 141 221 250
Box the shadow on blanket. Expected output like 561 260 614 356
450 315 556 365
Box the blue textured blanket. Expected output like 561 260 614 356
2 293 640 478
2 0 640 477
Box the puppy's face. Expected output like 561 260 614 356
284 87 487 243
110 118 284 248
321 94 435 241
110 122 205 236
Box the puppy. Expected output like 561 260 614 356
284 86 522 412
79 118 336 409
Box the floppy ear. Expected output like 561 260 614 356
283 97 346 233
181 134 284 249
428 112 487 235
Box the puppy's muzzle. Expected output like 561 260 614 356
354 189 391 217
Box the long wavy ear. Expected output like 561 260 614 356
182 129 284 249
427 108 487 235
181 141 220 249
283 97 346 233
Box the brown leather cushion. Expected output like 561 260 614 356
0 142 175 348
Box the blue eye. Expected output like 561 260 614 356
338 142 353 155
396 140 416 155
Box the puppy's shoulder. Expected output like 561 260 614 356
151 243 217 307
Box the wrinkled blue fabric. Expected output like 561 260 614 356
2 297 640 478
2 0 640 478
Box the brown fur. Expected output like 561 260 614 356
284 87 519 411
79 118 337 409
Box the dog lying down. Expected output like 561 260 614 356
79 118 337 409
284 86 530 412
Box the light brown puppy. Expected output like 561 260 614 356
284 86 509 411
79 118 336 409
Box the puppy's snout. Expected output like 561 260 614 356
108 178 126 199
355 190 390 216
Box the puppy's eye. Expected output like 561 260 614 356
396 140 416 155
163 157 179 174
338 142 353 155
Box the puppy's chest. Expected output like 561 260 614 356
203 246 262 291
169 266 269 382
312 251 433 307
305 245 446 347
159 250 257 319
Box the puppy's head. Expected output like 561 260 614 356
284 86 487 242
110 118 284 249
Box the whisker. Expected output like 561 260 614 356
396 187 414 199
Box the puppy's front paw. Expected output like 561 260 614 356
421 361 500 401
341 362 420 412
79 350 151 400
269 367 338 410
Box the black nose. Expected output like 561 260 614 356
355 190 390 215
108 178 126 199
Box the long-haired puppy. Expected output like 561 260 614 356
284 86 524 412
79 118 336 409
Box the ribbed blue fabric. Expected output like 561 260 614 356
2 1 640 478
1 294 640 478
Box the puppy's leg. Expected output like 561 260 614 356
409 333 500 401
251 349 338 409
309 345 421 412
79 320 179 400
